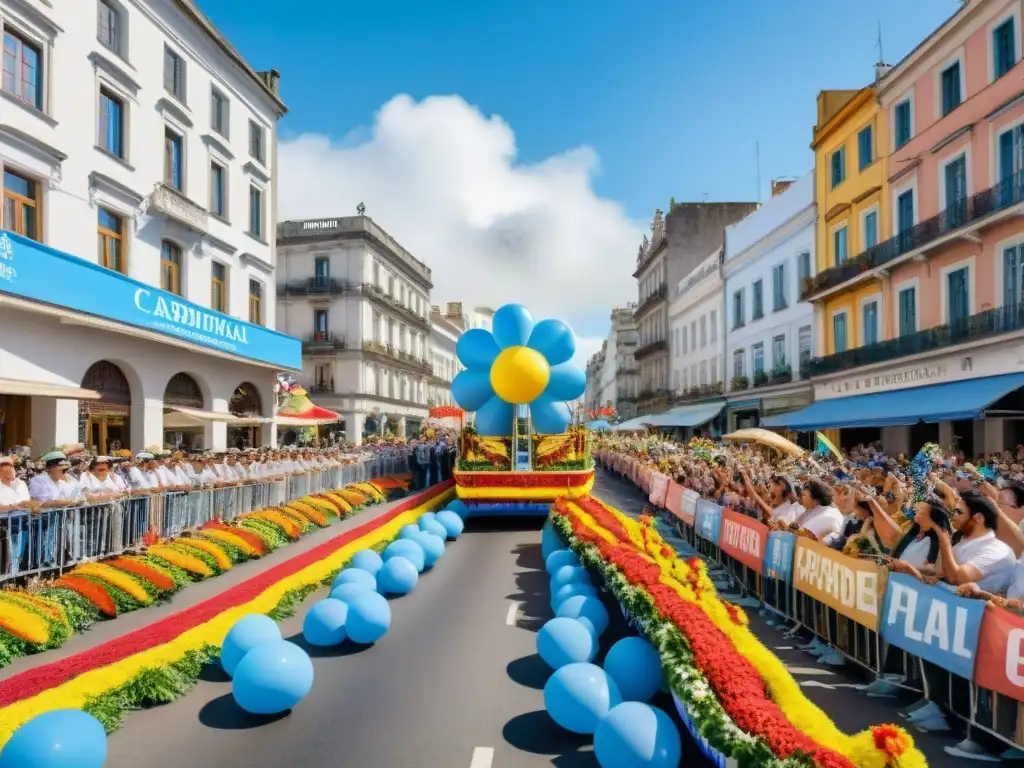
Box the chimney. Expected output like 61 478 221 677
258 68 281 97
874 63 893 82
771 179 793 197
446 301 463 317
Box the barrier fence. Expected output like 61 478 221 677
0 454 412 583
597 450 1024 754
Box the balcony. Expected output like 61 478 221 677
361 340 434 376
634 339 668 361
617 367 639 375
278 277 354 297
308 382 336 395
633 284 668 321
302 332 347 354
672 382 724 403
804 302 1024 378
803 177 1024 302
359 283 431 331
150 183 209 234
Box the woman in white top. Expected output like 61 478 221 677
793 479 845 546
886 495 952 581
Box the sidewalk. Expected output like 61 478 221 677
592 469 963 768
0 486 434 684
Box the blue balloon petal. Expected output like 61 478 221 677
451 370 494 411
475 396 514 436
492 304 535 349
544 362 587 401
531 395 572 434
527 319 576 366
456 328 500 371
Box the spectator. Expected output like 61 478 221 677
937 490 1015 593
888 495 953 580
793 478 844 546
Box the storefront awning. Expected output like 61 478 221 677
231 416 273 427
761 372 1024 431
163 406 244 429
645 400 726 428
610 416 650 431
0 377 101 400
275 415 340 427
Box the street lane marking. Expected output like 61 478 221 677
506 602 520 626
785 666 836 676
774 646 794 650
470 747 494 768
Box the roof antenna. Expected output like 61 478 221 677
876 19 884 65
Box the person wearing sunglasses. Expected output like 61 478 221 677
933 490 1015 595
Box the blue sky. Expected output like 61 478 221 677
202 0 960 219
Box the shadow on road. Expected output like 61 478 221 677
197 662 231 683
502 710 596 764
507 654 550 690
197 693 291 730
285 631 374 659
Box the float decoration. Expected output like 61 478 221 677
275 376 340 426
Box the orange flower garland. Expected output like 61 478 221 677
57 576 117 617
146 545 214 578
71 564 152 605
172 538 233 571
106 558 176 593
198 529 262 558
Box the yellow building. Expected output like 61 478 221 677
809 87 890 355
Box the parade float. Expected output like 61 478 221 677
450 303 592 516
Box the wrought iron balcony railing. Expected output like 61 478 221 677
633 284 668 320
802 176 1024 301
804 302 1024 378
634 339 668 360
278 277 354 297
302 332 347 353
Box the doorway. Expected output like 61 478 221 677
81 361 132 454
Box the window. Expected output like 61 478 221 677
752 343 764 375
211 90 228 136
732 290 745 328
209 262 227 311
2 30 42 109
314 364 332 391
2 170 40 241
752 280 764 319
690 321 696 350
699 361 707 387
772 263 787 311
163 46 185 101
97 208 124 273
862 300 879 345
248 280 263 325
314 309 329 337
699 316 707 347
798 326 812 368
832 313 848 353
994 18 1016 79
940 61 962 116
944 154 967 224
710 309 717 342
772 335 786 367
833 225 848 265
830 146 846 188
733 350 744 379
248 185 263 238
947 267 970 325
897 189 914 235
210 162 226 218
97 1 121 55
898 286 917 336
797 251 812 284
681 326 688 354
863 210 878 249
249 120 265 163
858 125 873 170
894 100 912 149
99 88 125 158
164 128 183 190
160 241 182 295
314 255 330 286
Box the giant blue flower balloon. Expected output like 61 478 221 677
451 304 586 436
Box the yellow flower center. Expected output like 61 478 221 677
490 345 550 403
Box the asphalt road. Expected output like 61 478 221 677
104 517 675 768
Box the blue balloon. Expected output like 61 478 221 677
414 531 446 567
546 548 579 574
435 510 465 538
419 517 448 540
332 568 377 592
594 702 682 768
0 710 107 768
603 637 663 702
475 396 514 436
557 595 609 637
345 590 392 643
527 318 576 366
398 524 422 540
383 538 425 572
537 617 597 670
551 582 598 613
544 362 587 401
221 614 282 677
420 511 438 524
543 662 621 734
447 500 471 520
330 582 370 603
232 640 314 715
349 549 383 576
377 555 419 595
551 565 588 591
576 616 599 640
531 395 573 435
451 370 494 411
542 522 566 560
456 327 501 371
302 598 349 647
492 304 535 349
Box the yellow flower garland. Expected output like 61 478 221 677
0 592 68 628
0 600 51 644
199 529 261 557
0 488 455 746
173 539 233 571
72 563 153 605
146 545 214 577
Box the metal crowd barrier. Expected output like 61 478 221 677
595 450 1024 757
0 454 414 584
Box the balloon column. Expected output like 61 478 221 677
451 304 587 435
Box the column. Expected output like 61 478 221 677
881 426 910 456
983 418 1006 454
938 421 954 449
207 396 228 452
131 398 166 452
345 411 365 445
30 397 79 451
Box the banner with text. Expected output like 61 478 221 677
793 538 886 629
649 472 670 508
665 483 694 526
976 605 1024 700
763 532 797 582
719 507 767 573
694 500 724 545
880 573 986 681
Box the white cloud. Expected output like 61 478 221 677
572 335 605 371
278 95 642 348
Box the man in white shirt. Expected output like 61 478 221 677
27 451 84 568
939 491 1015 595
0 455 30 511
793 478 845 547
0 455 33 575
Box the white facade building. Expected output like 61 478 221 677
428 303 495 409
276 216 434 443
0 0 291 454
722 174 816 428
669 249 725 398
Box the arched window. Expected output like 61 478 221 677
81 361 131 406
230 383 262 416
164 372 203 408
